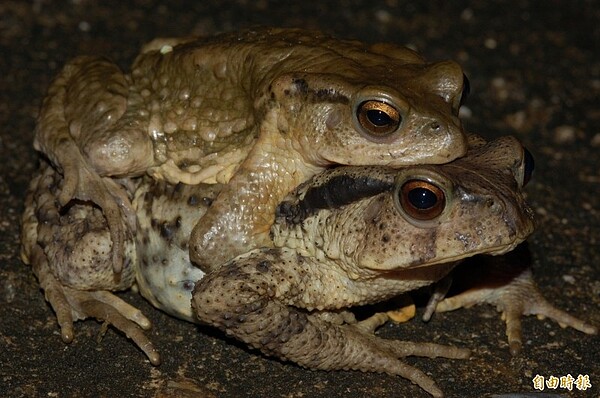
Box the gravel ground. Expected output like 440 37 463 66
0 1 598 397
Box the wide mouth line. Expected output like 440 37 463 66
410 242 524 269
367 237 528 271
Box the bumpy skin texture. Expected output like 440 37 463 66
192 136 541 397
21 136 597 397
194 248 469 398
32 27 469 272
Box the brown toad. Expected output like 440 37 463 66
31 27 469 274
22 136 596 397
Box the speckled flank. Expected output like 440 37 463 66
133 179 219 321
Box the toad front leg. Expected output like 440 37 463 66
34 56 154 273
192 248 469 398
434 251 598 355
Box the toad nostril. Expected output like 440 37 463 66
429 122 441 131
487 199 504 215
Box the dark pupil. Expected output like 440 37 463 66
460 73 470 107
523 147 535 185
408 188 437 209
367 109 392 126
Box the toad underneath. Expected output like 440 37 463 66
21 134 597 397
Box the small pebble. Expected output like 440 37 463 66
484 38 497 49
553 125 576 144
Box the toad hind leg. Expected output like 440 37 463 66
56 148 132 275
21 161 160 365
192 248 469 398
27 244 160 365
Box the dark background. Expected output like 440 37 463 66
1 1 598 397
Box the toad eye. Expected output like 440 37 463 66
356 100 401 136
522 147 534 186
459 73 470 108
399 179 446 220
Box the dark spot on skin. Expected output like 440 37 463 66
202 197 213 207
408 229 438 266
313 88 349 104
123 257 132 269
259 308 309 351
292 78 309 94
159 217 182 240
222 264 247 279
256 260 270 273
382 234 390 243
36 208 54 224
305 174 392 210
160 222 174 240
287 77 349 104
277 173 392 224
188 195 199 206
275 201 305 225
315 88 332 98
182 280 195 291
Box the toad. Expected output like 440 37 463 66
191 135 596 397
31 28 469 274
21 136 596 397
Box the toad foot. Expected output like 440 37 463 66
30 244 160 365
435 258 597 355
